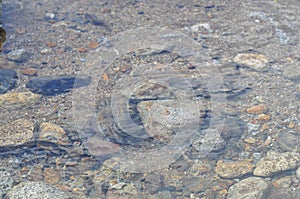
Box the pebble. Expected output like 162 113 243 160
190 23 213 33
233 53 269 71
7 48 29 62
21 67 37 76
38 122 70 145
257 113 271 121
272 176 292 188
0 68 18 94
26 75 91 96
0 119 35 146
43 167 61 185
246 104 267 114
6 181 72 199
253 151 300 177
227 177 268 199
283 61 300 81
0 92 40 107
215 160 254 178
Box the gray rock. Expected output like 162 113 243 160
283 61 300 81
227 177 268 199
6 181 72 199
254 151 300 177
0 167 14 198
0 68 18 94
7 49 29 62
276 131 300 152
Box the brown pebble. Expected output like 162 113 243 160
244 137 257 144
21 68 37 76
89 41 98 49
246 104 267 114
47 42 57 47
78 47 88 53
257 114 271 121
102 73 109 81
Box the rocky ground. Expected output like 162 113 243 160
0 0 300 198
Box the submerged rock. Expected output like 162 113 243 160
0 68 18 94
26 75 91 96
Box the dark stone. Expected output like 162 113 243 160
0 68 18 94
26 75 91 96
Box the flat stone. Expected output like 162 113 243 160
26 75 91 96
38 122 70 145
215 160 254 178
182 176 213 193
7 48 29 62
227 177 268 199
283 61 300 81
0 92 40 107
0 68 18 94
253 151 300 177
233 53 269 71
0 119 35 146
276 131 300 152
6 181 72 199
246 104 268 114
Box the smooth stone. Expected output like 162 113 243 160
227 177 268 199
215 160 254 178
7 48 29 62
0 92 40 107
6 181 72 199
0 119 35 146
26 75 91 96
182 177 213 193
276 131 300 152
262 186 298 199
283 61 300 81
233 53 269 71
253 151 300 177
0 68 18 94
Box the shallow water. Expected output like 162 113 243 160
1 0 300 198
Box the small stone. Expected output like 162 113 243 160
190 23 213 33
296 167 300 179
21 67 37 76
227 177 268 199
246 104 267 114
40 48 52 54
7 49 29 62
6 181 72 199
233 53 269 71
43 167 61 185
244 137 257 144
253 151 300 177
257 114 271 121
0 119 35 146
46 42 57 47
78 47 88 53
0 92 40 107
102 73 109 81
215 160 254 178
283 61 300 81
38 122 70 145
89 41 99 49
